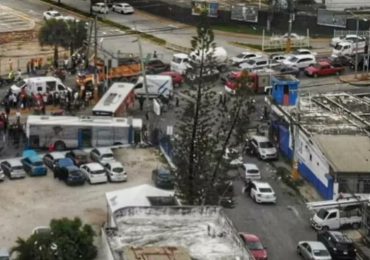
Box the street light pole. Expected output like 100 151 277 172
286 17 292 53
136 36 150 112
355 17 359 79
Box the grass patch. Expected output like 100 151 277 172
231 41 312 52
212 24 266 36
40 0 167 46
276 166 304 193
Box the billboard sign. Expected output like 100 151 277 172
231 4 258 23
317 9 347 28
191 0 219 18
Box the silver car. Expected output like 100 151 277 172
297 241 332 260
1 159 26 179
103 160 127 182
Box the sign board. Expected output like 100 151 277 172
191 0 219 18
153 98 161 116
317 9 347 28
231 4 258 23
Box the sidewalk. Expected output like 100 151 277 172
339 73 370 87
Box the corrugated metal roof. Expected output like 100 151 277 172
312 135 370 173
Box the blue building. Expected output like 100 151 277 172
269 92 370 200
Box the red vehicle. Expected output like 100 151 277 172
160 71 184 87
239 233 268 260
224 70 275 94
304 61 344 77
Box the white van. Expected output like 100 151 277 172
282 54 316 70
11 76 71 96
134 75 173 98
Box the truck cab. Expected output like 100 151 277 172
332 40 366 57
170 53 190 75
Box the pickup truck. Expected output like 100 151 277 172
310 208 362 230
304 61 344 77
54 158 85 186
21 150 47 176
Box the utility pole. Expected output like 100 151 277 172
291 90 301 181
286 17 292 53
93 15 99 104
355 16 360 79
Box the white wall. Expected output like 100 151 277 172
325 0 370 10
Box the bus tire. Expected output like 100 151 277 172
54 141 66 151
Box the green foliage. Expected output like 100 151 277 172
11 217 97 260
65 20 88 55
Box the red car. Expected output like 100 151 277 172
239 233 268 260
304 61 344 77
160 71 184 87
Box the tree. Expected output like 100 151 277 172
11 217 97 260
38 19 70 67
173 12 252 206
65 20 88 56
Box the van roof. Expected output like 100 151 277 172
173 53 189 59
25 76 62 83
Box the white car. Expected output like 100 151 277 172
250 135 278 160
0 167 4 182
241 163 261 181
90 147 114 164
297 241 332 260
331 34 365 47
112 3 134 14
249 181 276 203
80 163 108 184
239 56 269 71
43 10 64 20
92 2 109 14
0 159 26 179
271 33 305 42
293 48 317 57
270 53 288 63
103 160 127 182
282 54 316 70
231 52 262 66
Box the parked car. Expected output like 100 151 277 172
145 59 171 74
270 53 288 63
80 163 108 184
304 61 345 77
241 163 261 181
32 226 51 235
43 10 64 20
160 71 184 87
249 181 277 204
250 135 278 160
319 56 352 67
231 52 262 66
112 3 134 14
21 150 47 176
274 64 300 77
0 159 26 179
65 149 89 166
239 56 269 71
297 241 331 260
92 2 109 14
239 233 268 260
317 231 356 260
283 54 316 70
152 168 175 189
0 167 4 182
53 158 85 185
331 34 365 47
90 147 114 164
293 48 317 56
43 152 65 170
103 160 127 182
0 248 9 260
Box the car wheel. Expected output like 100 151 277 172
313 73 318 78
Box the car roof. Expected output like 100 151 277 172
23 149 38 158
251 135 270 142
58 158 74 167
66 165 80 171
297 48 311 52
291 54 315 59
243 163 259 170
106 160 123 168
84 162 104 170
6 159 22 166
48 10 60 14
48 152 65 159
173 53 189 58
240 233 261 242
302 241 327 250
28 156 42 163
252 181 272 189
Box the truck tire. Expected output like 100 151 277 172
54 141 66 151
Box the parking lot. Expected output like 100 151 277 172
0 147 164 249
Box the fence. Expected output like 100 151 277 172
262 31 311 51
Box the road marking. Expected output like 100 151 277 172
287 205 300 218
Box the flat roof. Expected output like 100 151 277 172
93 83 134 114
106 184 175 213
122 246 191 260
106 206 252 260
312 135 370 173
26 115 142 128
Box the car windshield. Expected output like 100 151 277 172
113 167 124 173
92 170 106 174
288 57 298 62
260 141 274 148
334 44 344 50
102 154 113 159
317 209 329 219
259 188 273 193
32 161 43 166
247 60 256 65
247 241 264 250
313 249 330 256
247 169 259 174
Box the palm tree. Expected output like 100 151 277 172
65 20 88 56
38 19 70 68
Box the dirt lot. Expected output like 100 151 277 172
0 147 165 250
